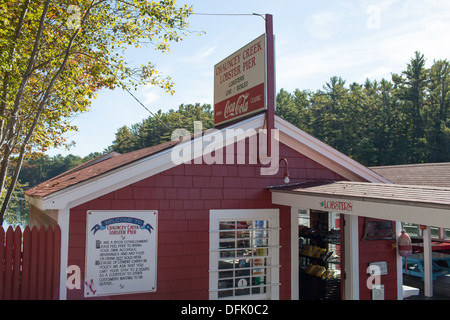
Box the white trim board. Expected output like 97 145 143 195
271 191 450 229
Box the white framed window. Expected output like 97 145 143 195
209 209 280 300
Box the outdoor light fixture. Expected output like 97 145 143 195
279 158 290 184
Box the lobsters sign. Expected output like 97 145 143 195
214 34 267 126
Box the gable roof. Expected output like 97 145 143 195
370 163 450 188
25 114 388 210
26 139 180 198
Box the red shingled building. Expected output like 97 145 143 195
28 114 430 300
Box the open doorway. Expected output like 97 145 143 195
297 210 342 300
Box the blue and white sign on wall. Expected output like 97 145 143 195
85 210 158 297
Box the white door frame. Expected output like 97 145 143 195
290 208 359 300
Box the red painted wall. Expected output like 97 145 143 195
358 217 398 300
66 141 345 300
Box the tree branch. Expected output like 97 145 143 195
0 0 31 143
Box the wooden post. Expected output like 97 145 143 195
265 14 275 158
423 226 433 297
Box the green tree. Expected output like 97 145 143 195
109 103 213 153
112 126 136 153
1 179 29 227
275 88 311 131
399 51 429 162
274 52 449 167
347 81 373 165
427 59 450 162
319 76 349 153
0 0 193 224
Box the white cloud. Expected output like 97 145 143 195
180 45 217 65
199 46 216 60
276 0 450 92
143 90 160 105
305 12 342 39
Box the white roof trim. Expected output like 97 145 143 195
38 114 388 210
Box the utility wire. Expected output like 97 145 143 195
192 12 266 20
123 86 173 132
121 12 268 133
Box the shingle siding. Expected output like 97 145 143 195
65 142 344 299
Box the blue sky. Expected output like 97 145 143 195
46 0 450 157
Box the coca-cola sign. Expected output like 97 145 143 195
214 84 265 126
224 93 248 119
214 34 266 126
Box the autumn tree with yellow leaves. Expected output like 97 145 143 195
0 0 193 223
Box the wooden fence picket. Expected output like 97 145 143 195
4 227 13 300
0 225 61 300
12 226 22 299
21 226 31 300
52 226 61 299
29 226 38 300
44 227 53 300
36 226 46 300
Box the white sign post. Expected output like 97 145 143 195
85 210 158 297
